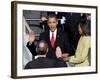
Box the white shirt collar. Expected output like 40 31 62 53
37 55 46 58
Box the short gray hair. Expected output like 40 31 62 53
36 40 48 55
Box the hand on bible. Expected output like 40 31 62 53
56 46 62 58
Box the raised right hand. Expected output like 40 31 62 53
28 31 35 45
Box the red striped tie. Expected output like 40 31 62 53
51 32 55 48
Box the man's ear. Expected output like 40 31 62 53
57 20 58 24
36 47 39 53
36 47 38 53
46 48 48 53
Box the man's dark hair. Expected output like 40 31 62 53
36 40 48 55
47 14 57 21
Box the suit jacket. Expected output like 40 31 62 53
25 57 54 69
25 57 67 69
27 29 72 60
